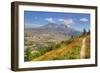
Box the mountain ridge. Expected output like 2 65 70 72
25 22 81 37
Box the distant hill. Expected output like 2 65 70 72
25 22 82 44
42 22 81 36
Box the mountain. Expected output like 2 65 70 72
40 22 81 36
41 23 68 29
25 22 81 43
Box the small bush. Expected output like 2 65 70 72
31 51 41 59
24 48 33 61
55 44 61 48
52 45 81 60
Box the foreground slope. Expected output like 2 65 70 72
32 35 90 61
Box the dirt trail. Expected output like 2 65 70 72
80 38 86 59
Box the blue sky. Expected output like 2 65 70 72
24 11 90 32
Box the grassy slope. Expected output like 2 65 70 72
31 34 90 61
32 37 83 61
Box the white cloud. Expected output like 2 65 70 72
46 18 74 27
58 19 74 27
63 19 74 27
58 19 64 21
80 18 88 22
46 18 55 23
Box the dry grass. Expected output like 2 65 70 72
85 35 90 58
32 37 83 61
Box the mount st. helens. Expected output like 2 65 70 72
25 22 81 43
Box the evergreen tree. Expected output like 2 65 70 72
82 28 86 36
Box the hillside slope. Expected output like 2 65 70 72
32 35 90 61
32 37 84 61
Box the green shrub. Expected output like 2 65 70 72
55 44 61 48
24 48 33 61
52 45 81 60
31 51 41 59
37 43 56 55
